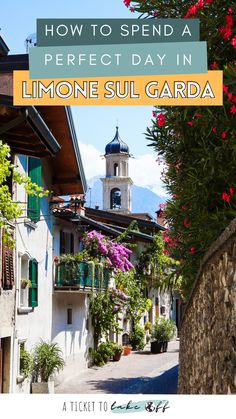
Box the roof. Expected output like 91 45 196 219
105 126 129 155
52 208 154 242
0 54 87 195
38 106 87 195
85 207 166 232
0 104 60 157
129 213 154 221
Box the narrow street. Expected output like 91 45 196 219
55 339 179 394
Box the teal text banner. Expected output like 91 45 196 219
37 19 199 46
29 41 207 79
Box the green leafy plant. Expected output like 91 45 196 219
90 341 119 366
152 318 176 343
115 269 149 330
111 342 123 354
129 324 146 350
89 291 123 350
144 321 153 332
21 278 32 289
32 341 65 383
19 344 33 379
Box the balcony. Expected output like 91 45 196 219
54 260 110 291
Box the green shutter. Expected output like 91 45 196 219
29 259 38 308
27 157 42 222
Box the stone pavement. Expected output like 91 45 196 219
55 339 179 394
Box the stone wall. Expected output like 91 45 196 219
178 218 236 394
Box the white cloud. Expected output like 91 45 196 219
79 141 167 197
79 141 105 179
130 154 167 197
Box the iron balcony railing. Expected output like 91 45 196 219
54 260 110 290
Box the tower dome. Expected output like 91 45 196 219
105 126 129 155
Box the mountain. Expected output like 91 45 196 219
85 176 166 219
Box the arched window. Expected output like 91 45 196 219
114 163 118 176
110 188 121 209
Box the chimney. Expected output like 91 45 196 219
69 195 85 216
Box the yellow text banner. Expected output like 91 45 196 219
13 70 222 106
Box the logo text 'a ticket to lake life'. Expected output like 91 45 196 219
110 400 170 414
13 19 223 106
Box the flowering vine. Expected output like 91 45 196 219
83 230 133 272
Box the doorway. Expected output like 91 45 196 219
0 337 11 393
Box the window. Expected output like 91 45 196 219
1 230 14 290
67 308 72 325
28 259 38 308
19 254 30 307
110 188 121 209
114 163 118 176
60 231 74 254
27 157 42 222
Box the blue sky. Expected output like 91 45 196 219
1 0 166 196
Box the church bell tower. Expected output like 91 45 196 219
101 127 133 214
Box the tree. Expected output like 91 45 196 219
123 0 236 297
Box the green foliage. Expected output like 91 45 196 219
137 234 179 289
32 341 65 382
144 321 153 332
115 269 148 327
90 341 122 366
129 324 146 350
126 1 236 297
89 292 122 350
116 220 139 248
151 318 177 343
20 344 33 378
111 342 123 354
21 278 32 288
0 140 48 243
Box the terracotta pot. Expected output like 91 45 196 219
113 351 122 362
123 346 132 356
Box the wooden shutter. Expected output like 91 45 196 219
2 242 14 290
27 157 42 222
29 259 38 308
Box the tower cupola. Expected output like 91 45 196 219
105 126 129 155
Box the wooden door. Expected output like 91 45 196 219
0 339 3 393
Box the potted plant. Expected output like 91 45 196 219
21 278 32 289
123 345 132 356
31 341 65 393
112 343 123 361
161 319 176 352
151 318 176 354
129 325 145 350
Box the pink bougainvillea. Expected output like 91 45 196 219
83 230 133 272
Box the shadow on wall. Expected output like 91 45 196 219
51 293 88 358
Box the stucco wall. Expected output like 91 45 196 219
52 292 93 384
13 156 54 393
178 218 236 394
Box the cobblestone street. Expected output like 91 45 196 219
55 339 179 394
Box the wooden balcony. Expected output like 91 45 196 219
54 260 109 292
